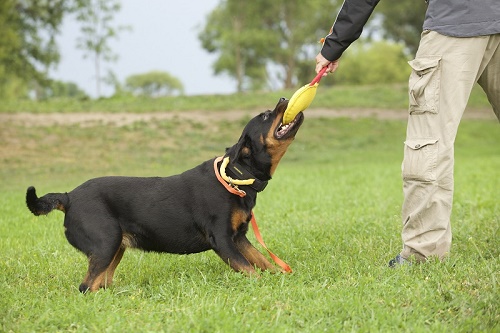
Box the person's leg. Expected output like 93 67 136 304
397 31 496 263
477 34 500 121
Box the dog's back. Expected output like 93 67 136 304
27 162 228 251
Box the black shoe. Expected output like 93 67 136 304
388 254 410 268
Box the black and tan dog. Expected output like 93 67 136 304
26 98 303 293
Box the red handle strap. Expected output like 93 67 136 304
310 66 328 86
250 212 292 273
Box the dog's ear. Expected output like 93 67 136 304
225 134 251 162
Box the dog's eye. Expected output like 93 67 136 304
260 111 271 121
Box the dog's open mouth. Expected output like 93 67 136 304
275 112 304 139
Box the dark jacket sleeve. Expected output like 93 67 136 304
321 0 380 61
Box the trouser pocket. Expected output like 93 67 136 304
402 138 439 181
408 56 442 114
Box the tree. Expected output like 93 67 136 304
375 1 427 55
0 0 68 99
199 0 343 91
103 70 126 97
75 0 129 98
266 0 343 89
38 80 89 100
125 71 184 97
199 0 277 92
334 41 410 85
0 0 127 100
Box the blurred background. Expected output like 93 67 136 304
0 0 427 101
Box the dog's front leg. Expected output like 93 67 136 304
234 235 279 273
209 233 257 275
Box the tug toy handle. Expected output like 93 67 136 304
310 66 328 86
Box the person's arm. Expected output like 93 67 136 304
316 0 380 73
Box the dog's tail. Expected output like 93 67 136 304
26 186 69 216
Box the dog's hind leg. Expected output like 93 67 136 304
77 235 123 293
98 245 126 289
234 235 278 273
63 212 124 293
79 250 119 293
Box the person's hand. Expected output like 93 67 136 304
315 53 339 75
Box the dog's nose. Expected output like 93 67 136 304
279 97 286 102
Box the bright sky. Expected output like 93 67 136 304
51 0 235 97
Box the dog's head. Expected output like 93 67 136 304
225 97 304 183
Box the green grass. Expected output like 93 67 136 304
0 83 491 113
1 112 499 332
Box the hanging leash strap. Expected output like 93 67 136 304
250 212 293 273
213 156 292 273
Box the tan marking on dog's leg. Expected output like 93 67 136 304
80 252 117 292
229 259 258 276
88 271 107 292
236 236 278 272
80 272 103 293
101 245 126 288
80 270 104 292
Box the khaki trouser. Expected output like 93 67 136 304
401 31 500 261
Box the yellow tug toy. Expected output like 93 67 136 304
282 66 328 125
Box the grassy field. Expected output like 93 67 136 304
0 83 492 113
1 90 499 332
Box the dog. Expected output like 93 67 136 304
26 98 304 293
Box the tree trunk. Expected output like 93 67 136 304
95 52 100 98
284 56 295 89
233 17 244 93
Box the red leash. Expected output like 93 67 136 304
250 212 292 273
310 66 328 86
214 157 292 273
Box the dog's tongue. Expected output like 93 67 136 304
277 113 300 138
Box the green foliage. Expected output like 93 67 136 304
334 41 411 85
0 0 132 100
199 0 278 92
125 71 184 97
270 0 346 88
0 76 29 100
198 0 428 91
75 0 130 97
376 1 427 55
37 79 89 100
1 115 498 332
102 69 127 97
1 0 430 101
199 0 343 92
0 0 68 98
